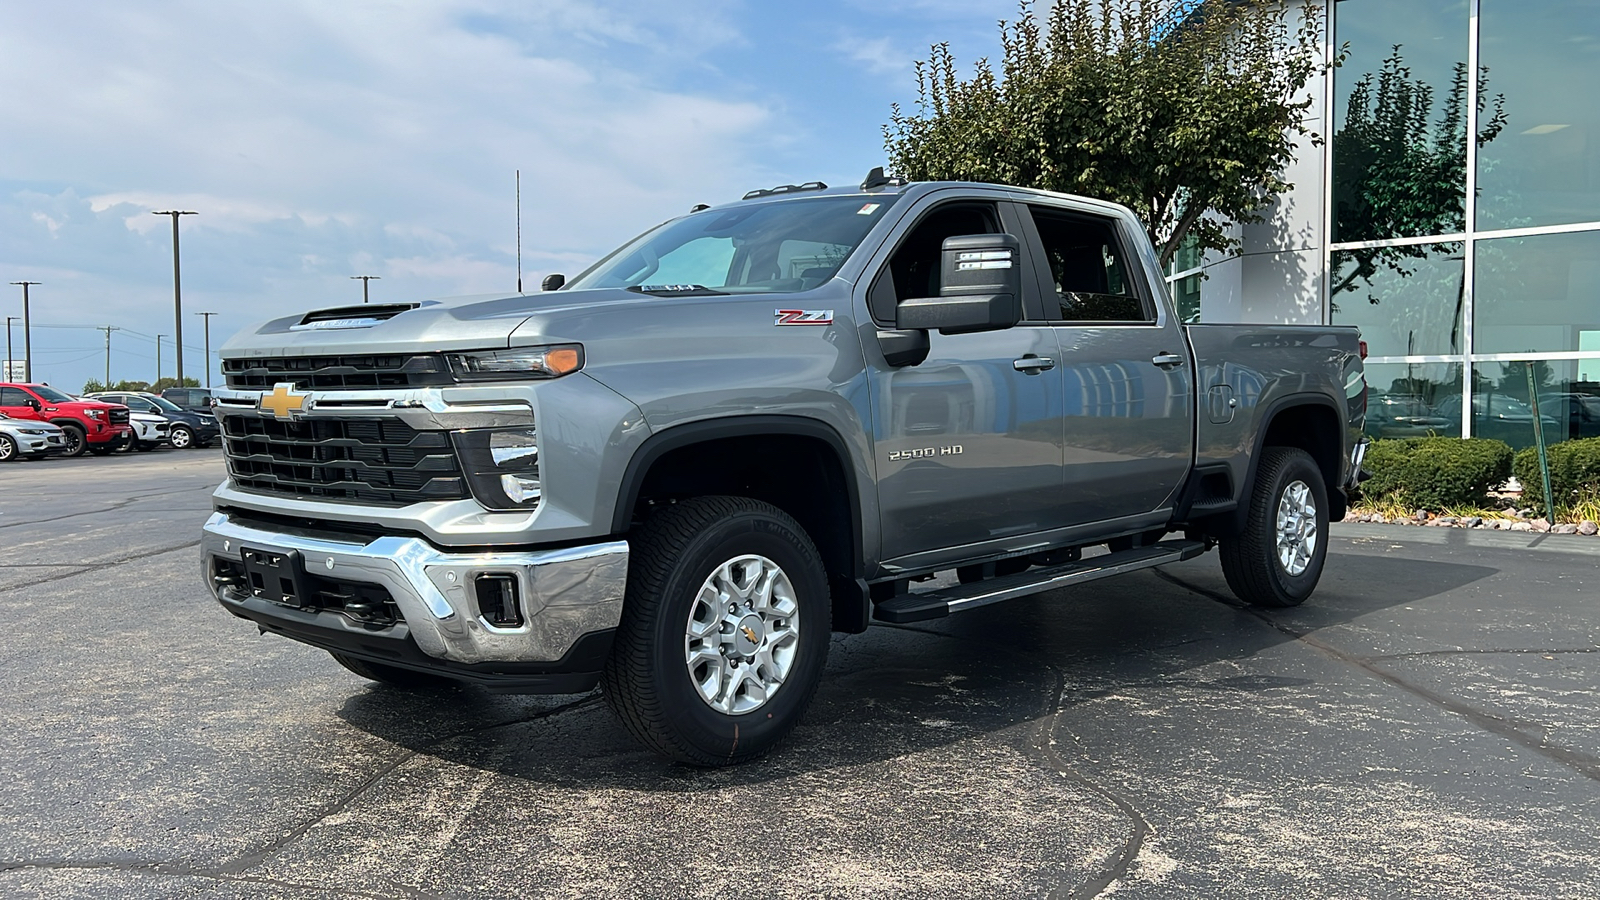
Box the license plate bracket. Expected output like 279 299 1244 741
240 546 313 608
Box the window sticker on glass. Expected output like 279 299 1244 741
857 203 881 215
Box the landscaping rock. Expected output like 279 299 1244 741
1582 521 1599 536
1436 516 1458 525
1414 509 1431 522
1533 518 1551 531
1553 524 1581 534
1511 522 1534 532
1464 516 1484 528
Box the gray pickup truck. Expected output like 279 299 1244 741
201 170 1367 765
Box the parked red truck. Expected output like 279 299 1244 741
0 383 132 456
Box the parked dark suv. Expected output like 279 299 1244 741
161 388 215 412
87 391 220 449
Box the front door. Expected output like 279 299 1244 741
0 386 41 421
864 196 1069 564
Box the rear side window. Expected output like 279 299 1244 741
166 390 188 404
1029 207 1149 323
0 387 33 406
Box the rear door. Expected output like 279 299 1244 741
862 192 1069 564
1018 202 1194 525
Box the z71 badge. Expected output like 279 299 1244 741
774 309 833 326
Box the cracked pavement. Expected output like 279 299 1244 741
2 453 1598 897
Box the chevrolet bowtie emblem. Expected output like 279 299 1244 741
259 383 312 421
741 626 759 643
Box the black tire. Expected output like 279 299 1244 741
59 424 86 457
329 652 455 689
1219 447 1329 608
0 435 16 462
602 496 830 766
133 441 156 452
88 443 115 456
169 425 194 449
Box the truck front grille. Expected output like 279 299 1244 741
109 408 129 425
223 354 453 390
222 414 468 507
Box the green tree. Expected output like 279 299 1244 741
1331 47 1507 305
884 0 1327 266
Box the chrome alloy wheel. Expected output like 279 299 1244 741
1275 479 1318 577
683 554 801 715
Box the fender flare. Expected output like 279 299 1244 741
1230 392 1347 534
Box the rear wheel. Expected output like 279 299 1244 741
0 435 16 462
602 496 830 766
329 652 455 689
169 425 194 449
59 424 86 457
1219 447 1329 608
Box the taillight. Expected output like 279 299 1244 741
1358 340 1368 360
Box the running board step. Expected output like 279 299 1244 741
872 539 1208 624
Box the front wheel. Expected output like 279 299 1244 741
602 496 830 766
169 426 194 449
0 435 16 462
59 424 87 457
1219 447 1329 608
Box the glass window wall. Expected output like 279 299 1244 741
1473 230 1600 354
1476 1 1600 231
1332 0 1470 244
1363 361 1464 442
1466 360 1600 449
1331 243 1465 357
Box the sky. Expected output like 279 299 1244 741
1 0 1016 391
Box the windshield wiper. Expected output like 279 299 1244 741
626 284 729 296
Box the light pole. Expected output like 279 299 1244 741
98 326 120 388
156 334 166 386
350 275 380 304
4 316 17 381
195 312 217 388
9 282 39 382
153 210 197 384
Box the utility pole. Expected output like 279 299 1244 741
350 275 380 304
4 316 17 381
156 334 165 386
195 312 217 388
152 210 197 384
516 169 523 294
9 282 39 382
98 326 120 388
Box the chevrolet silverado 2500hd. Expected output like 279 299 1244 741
201 172 1367 765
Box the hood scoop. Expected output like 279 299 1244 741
289 302 423 331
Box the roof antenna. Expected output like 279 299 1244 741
515 169 523 294
861 166 905 190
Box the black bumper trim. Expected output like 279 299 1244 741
220 594 613 694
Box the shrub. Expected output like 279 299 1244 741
1512 437 1600 513
1358 436 1513 509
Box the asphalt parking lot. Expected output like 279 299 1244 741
2 452 1598 899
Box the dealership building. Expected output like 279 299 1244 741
1174 0 1599 448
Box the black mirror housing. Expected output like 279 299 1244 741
895 234 1023 335
541 273 566 292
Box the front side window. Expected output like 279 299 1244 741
870 202 1000 323
31 385 74 403
0 387 33 406
1030 207 1148 322
566 195 894 294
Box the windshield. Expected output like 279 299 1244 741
32 386 74 403
566 195 894 294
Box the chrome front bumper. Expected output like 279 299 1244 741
201 511 627 665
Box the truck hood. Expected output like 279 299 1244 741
219 288 669 359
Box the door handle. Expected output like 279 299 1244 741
1151 352 1184 369
1013 355 1056 374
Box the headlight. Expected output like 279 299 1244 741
86 409 106 420
445 345 583 382
450 426 541 510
